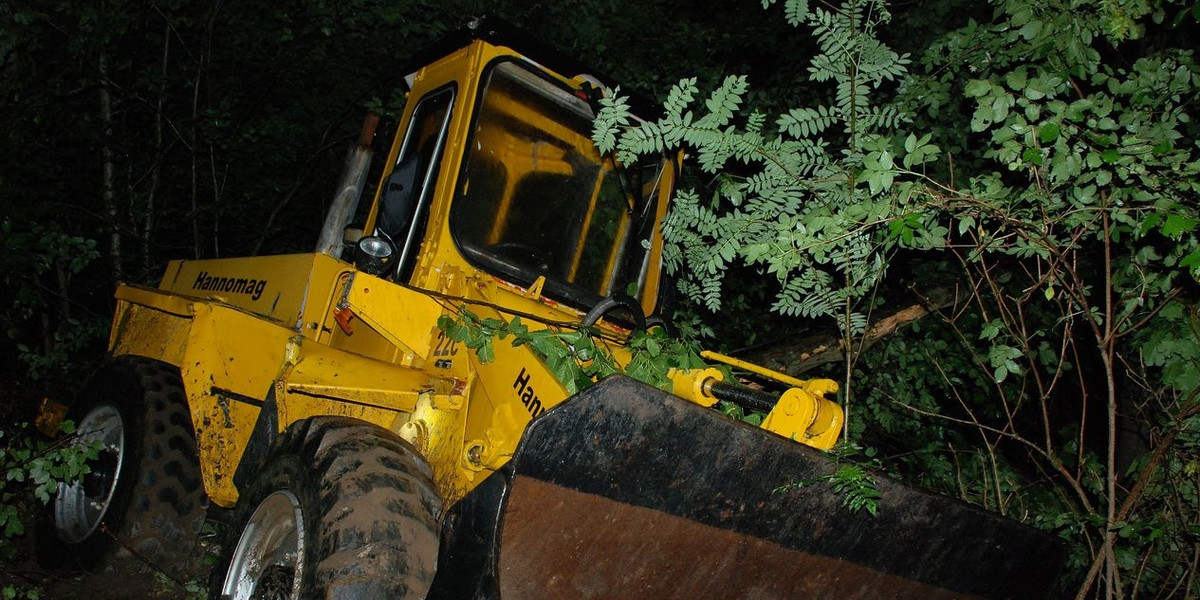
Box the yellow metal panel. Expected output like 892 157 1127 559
108 299 191 366
395 387 471 504
180 303 293 506
323 316 405 364
342 271 445 359
319 271 407 365
277 338 475 502
193 304 291 399
115 283 195 316
159 253 349 328
462 307 568 471
297 253 358 339
281 339 432 415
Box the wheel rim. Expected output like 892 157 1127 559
54 404 125 543
222 490 306 600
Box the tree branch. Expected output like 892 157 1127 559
742 285 959 374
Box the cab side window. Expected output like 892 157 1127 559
377 88 454 280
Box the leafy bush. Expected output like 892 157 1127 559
595 0 1200 597
438 312 708 394
0 421 100 599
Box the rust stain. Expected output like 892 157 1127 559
499 478 986 600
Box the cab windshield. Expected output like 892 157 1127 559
449 61 666 311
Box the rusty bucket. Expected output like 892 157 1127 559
428 376 1063 600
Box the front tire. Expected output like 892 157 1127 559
214 416 442 600
40 356 208 578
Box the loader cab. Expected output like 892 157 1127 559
363 28 674 324
450 61 670 312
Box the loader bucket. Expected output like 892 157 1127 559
427 376 1062 600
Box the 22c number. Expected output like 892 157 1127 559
433 330 460 357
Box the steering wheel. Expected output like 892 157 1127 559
581 294 647 329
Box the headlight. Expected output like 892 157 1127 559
354 235 395 277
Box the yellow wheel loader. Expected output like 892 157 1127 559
40 18 1063 600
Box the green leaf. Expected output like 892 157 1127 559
783 0 810 26
964 79 992 98
1005 68 1028 90
980 320 1003 341
1038 123 1059 143
476 341 494 364
1161 213 1197 239
993 363 1008 383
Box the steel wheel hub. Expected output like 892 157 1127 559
222 490 306 600
54 404 125 543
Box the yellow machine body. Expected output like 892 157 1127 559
105 34 844 509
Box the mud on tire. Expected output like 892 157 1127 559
213 416 443 600
39 356 208 578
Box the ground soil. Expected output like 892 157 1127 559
1 522 219 600
2 566 189 600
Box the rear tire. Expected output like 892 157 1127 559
39 356 208 578
213 416 442 600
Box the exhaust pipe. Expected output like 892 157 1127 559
316 113 380 258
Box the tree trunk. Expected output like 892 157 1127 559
740 286 959 376
99 45 122 281
142 19 170 278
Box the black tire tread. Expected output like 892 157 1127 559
42 356 208 579
114 358 207 574
218 416 442 600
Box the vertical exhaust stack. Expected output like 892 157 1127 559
316 113 380 258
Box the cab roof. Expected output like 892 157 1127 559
403 16 661 119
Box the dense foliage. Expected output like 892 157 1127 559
0 421 98 598
598 0 1200 598
437 311 709 394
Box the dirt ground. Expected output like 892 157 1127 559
1 566 192 600
2 528 217 600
